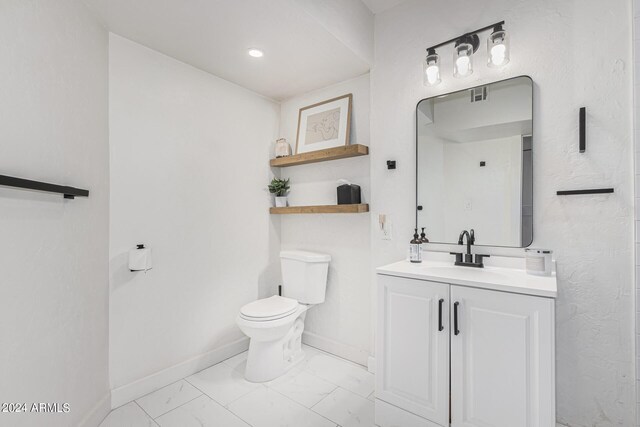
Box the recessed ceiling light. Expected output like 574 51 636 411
248 48 264 58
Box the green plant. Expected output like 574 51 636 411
268 178 290 197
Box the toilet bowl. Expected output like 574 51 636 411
236 250 330 383
236 296 310 382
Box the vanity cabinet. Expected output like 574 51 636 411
376 275 450 426
376 273 555 427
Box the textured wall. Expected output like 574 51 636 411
278 74 372 365
0 1 110 426
109 35 280 393
371 0 634 425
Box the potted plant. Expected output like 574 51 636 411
268 178 290 207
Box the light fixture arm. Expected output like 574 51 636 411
426 20 505 52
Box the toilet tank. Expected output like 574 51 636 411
280 250 331 304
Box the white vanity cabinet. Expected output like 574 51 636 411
376 275 450 426
449 285 555 427
375 261 556 427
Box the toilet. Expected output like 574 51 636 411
236 250 330 383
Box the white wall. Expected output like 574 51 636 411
279 74 372 365
293 0 374 65
109 35 281 402
0 1 110 426
371 0 634 425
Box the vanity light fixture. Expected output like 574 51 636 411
248 48 264 58
423 21 507 86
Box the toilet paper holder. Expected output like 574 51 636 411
129 244 153 272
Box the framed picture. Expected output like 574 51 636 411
295 94 352 154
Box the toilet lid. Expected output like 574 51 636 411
240 295 299 321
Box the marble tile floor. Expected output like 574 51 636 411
99 345 376 427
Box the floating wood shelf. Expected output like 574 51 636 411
270 144 369 167
270 204 369 214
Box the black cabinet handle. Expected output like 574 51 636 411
453 301 460 335
438 299 444 331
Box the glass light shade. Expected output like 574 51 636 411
453 42 473 78
423 51 441 86
487 29 510 67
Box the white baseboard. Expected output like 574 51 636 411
302 331 370 367
79 392 111 427
111 337 249 409
367 356 376 374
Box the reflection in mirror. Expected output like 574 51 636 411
416 76 533 247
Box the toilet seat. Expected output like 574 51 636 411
240 295 298 322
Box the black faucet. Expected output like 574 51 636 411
450 228 490 268
458 229 475 263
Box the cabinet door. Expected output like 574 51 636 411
450 285 555 427
376 274 449 426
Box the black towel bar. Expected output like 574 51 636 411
0 174 89 199
556 188 614 196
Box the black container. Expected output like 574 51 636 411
337 184 361 205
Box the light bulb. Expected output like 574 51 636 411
456 56 471 76
426 65 439 84
490 44 506 66
248 48 264 58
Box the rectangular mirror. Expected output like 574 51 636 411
416 76 533 247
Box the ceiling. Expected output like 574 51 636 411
83 0 374 101
361 0 408 14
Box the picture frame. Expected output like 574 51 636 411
295 94 352 154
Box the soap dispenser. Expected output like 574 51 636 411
409 229 422 263
420 227 429 244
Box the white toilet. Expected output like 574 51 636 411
236 250 330 383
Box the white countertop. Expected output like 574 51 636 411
376 258 557 298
